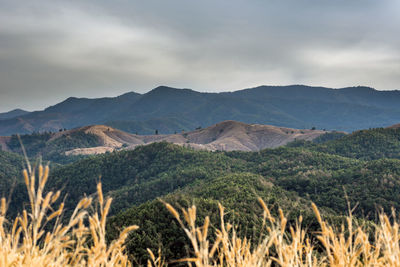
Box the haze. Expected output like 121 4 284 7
0 0 399 112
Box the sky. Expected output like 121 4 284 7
0 0 399 112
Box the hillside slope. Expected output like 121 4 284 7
4 129 103 163
6 120 400 163
1 85 400 135
289 125 400 160
0 121 329 159
52 121 330 155
26 141 400 222
3 141 400 263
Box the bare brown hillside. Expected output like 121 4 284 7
62 121 329 155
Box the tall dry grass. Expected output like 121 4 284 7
0 164 138 266
164 199 400 267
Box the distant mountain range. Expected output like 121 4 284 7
1 85 400 135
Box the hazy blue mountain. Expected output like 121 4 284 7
0 109 30 120
0 85 400 135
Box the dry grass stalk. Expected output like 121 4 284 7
0 164 138 266
165 198 400 267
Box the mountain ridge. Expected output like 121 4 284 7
0 109 30 120
1 85 400 135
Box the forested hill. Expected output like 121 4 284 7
40 141 400 219
1 85 400 135
0 150 24 196
4 130 103 164
289 126 400 160
3 140 400 263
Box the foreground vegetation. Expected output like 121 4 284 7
162 200 400 267
3 165 400 266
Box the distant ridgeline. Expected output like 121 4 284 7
1 124 400 263
0 85 400 135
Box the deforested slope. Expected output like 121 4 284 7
1 121 329 160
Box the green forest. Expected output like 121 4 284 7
7 131 102 163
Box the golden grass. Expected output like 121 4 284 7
0 164 138 266
164 199 400 267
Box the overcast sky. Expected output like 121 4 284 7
0 0 399 112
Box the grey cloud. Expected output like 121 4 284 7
0 0 399 112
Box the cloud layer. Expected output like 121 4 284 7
0 0 399 111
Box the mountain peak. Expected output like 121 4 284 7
147 86 197 95
9 108 27 113
154 85 175 90
150 85 178 92
118 91 141 97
